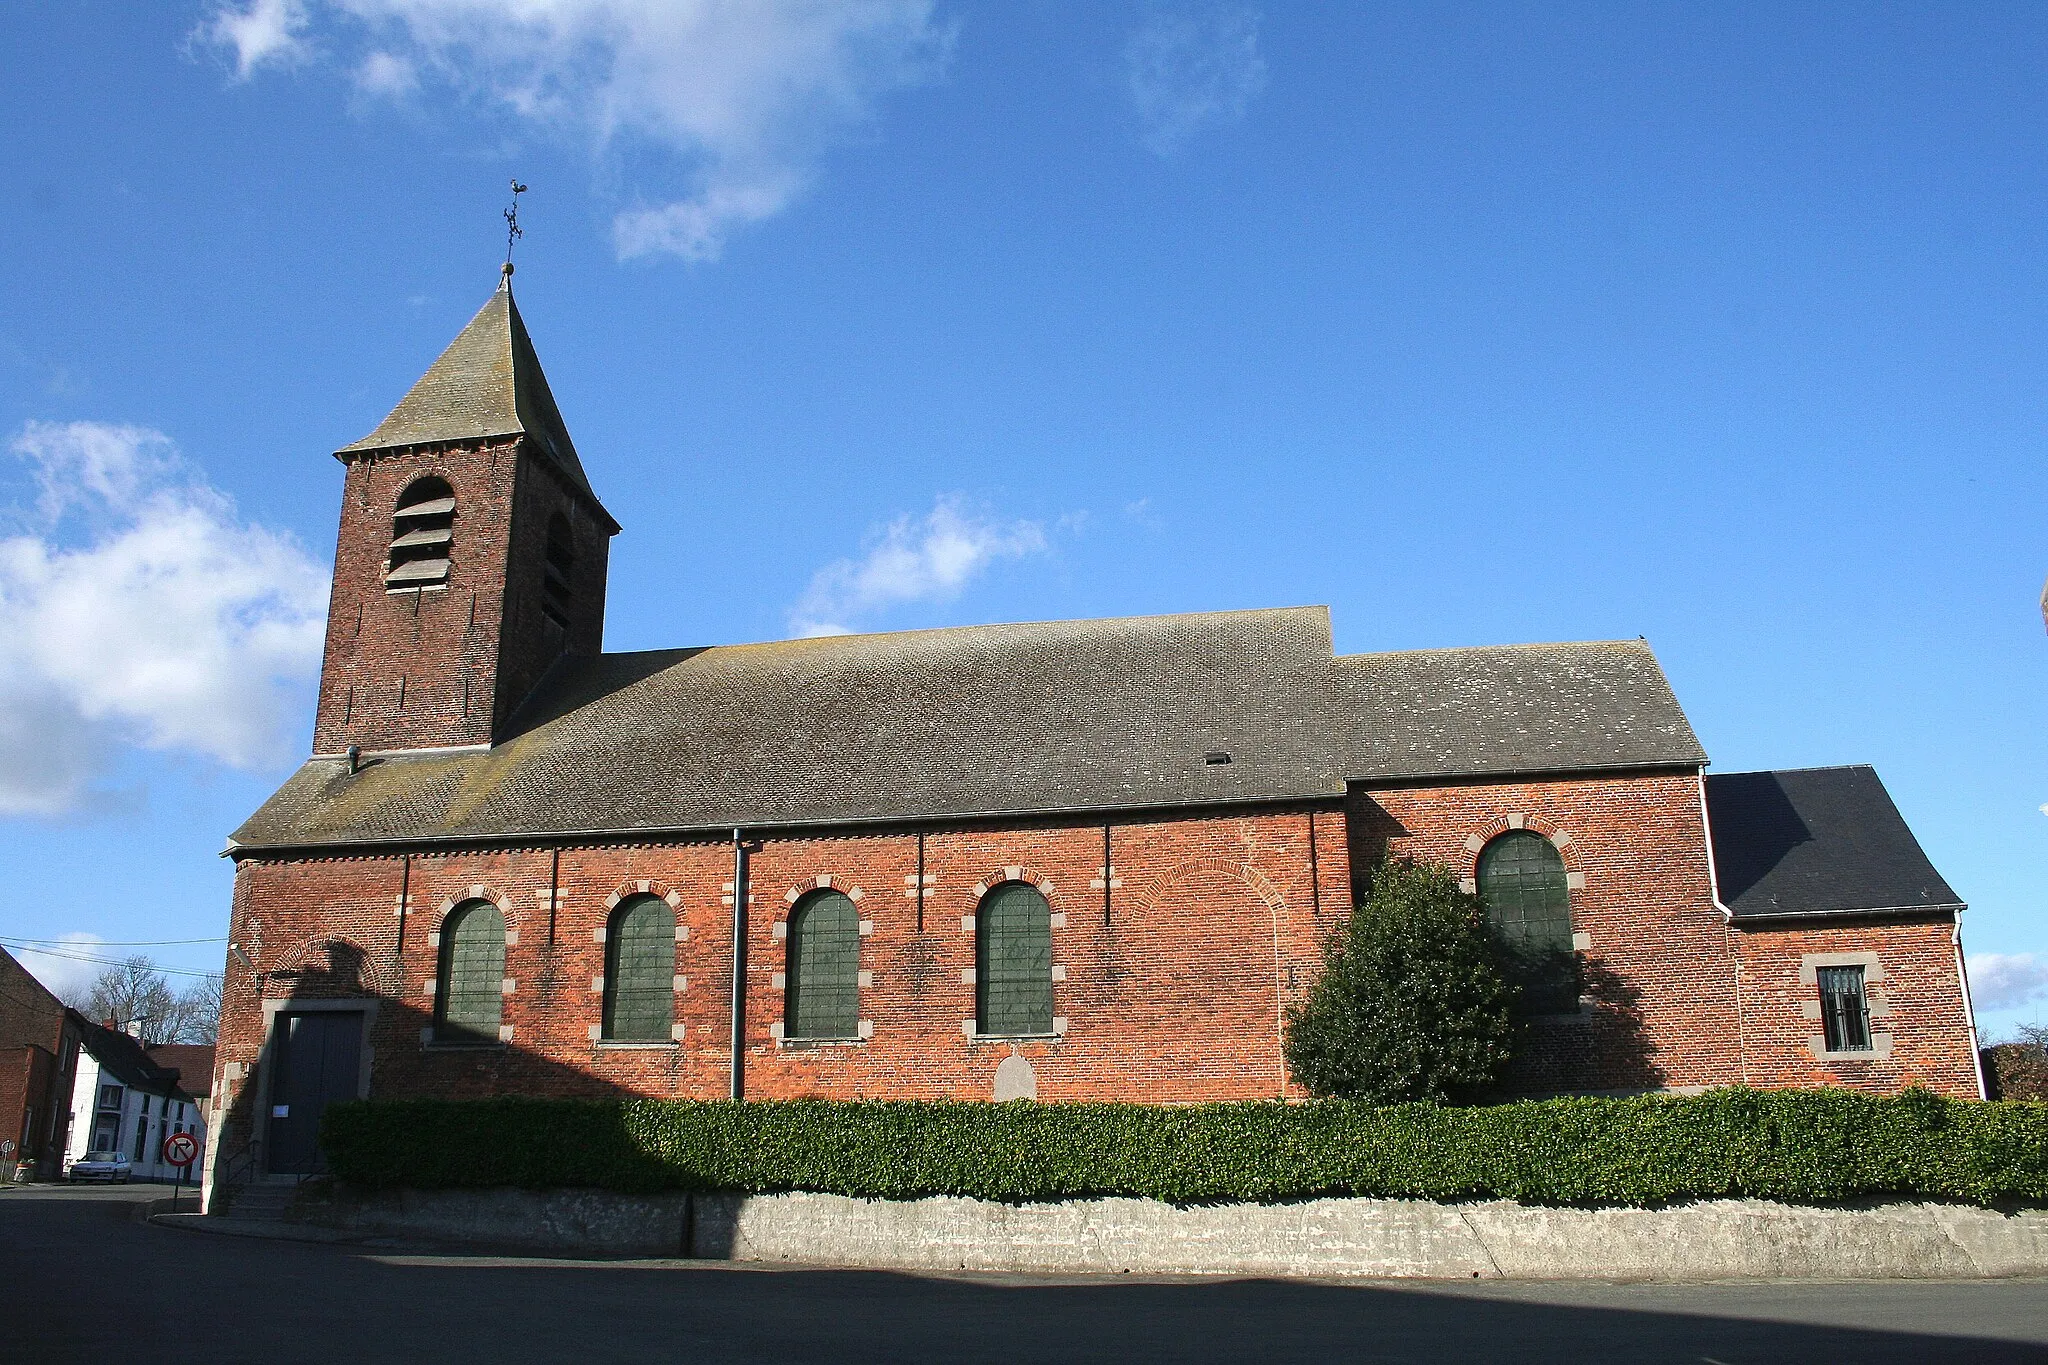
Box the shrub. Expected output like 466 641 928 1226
1283 858 1520 1102
1985 1025 2048 1101
320 1088 2048 1208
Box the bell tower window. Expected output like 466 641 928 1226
542 511 574 628
388 477 455 590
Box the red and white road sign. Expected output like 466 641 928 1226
161 1131 199 1168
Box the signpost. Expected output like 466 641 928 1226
162 1131 199 1212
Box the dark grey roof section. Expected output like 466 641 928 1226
1333 640 1707 782
232 607 1350 850
1706 766 1963 921
69 1013 189 1100
338 283 614 527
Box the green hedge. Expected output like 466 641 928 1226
320 1089 2048 1207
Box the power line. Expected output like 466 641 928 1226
0 942 221 978
1 936 226 947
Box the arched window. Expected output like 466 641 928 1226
388 476 455 590
542 512 574 629
785 889 859 1040
977 882 1053 1036
435 900 505 1042
604 895 675 1042
1476 831 1577 1014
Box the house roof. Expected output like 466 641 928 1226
70 1014 188 1100
230 608 1710 853
337 282 615 529
146 1045 214 1101
1332 639 1708 782
1705 766 1963 921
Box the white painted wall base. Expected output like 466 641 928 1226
289 1186 2048 1280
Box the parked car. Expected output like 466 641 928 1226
67 1152 131 1184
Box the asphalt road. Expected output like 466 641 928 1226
6 1185 2047 1364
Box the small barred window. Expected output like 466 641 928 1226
388 477 455 590
1818 966 1873 1053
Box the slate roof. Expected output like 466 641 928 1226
71 1014 189 1100
146 1045 215 1101
1706 766 1963 921
338 282 615 527
231 608 1710 852
1331 640 1707 782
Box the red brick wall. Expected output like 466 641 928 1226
1351 769 1745 1095
311 437 609 755
209 807 1350 1152
0 948 67 1163
1733 918 1980 1096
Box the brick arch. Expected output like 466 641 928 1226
1119 857 1289 917
265 934 394 998
1463 817 1580 873
432 883 521 937
970 866 1059 907
779 872 867 910
605 879 685 915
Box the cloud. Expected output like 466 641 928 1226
354 49 418 98
1125 5 1268 156
202 0 312 78
0 422 329 816
791 495 1047 637
1971 953 2048 1013
197 1 953 262
11 933 108 1004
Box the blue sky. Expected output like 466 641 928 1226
2 2 2043 1039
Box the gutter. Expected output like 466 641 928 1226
1723 903 1969 925
221 791 1351 860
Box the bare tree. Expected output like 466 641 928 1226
165 973 222 1044
82 957 177 1044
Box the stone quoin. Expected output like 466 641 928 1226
202 276 1984 1204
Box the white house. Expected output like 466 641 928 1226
60 1015 207 1184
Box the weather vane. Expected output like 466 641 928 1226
503 179 528 276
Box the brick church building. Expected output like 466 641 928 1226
204 274 1983 1196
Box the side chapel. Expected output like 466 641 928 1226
204 273 1984 1198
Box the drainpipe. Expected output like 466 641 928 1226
1696 769 1748 1086
1955 914 1988 1100
729 828 747 1102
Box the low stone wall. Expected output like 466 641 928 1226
289 1186 2048 1279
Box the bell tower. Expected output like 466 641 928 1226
311 269 620 755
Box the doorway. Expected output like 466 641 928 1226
265 1011 364 1175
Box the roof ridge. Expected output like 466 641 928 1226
1336 638 1652 662
693 604 1332 653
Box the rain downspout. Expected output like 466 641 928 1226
729 828 747 1102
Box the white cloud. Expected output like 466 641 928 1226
1971 952 2048 1013
2038 802 2047 817
11 933 108 1004
354 49 419 98
202 0 313 78
791 495 1047 637
0 422 329 816
1125 5 1268 156
198 0 953 262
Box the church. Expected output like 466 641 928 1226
203 271 1984 1196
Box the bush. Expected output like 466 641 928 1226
1283 859 1520 1102
320 1088 2048 1208
1985 1025 2048 1101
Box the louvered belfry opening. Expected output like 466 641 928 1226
388 476 456 590
542 512 574 629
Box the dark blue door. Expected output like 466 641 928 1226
265 1012 363 1174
